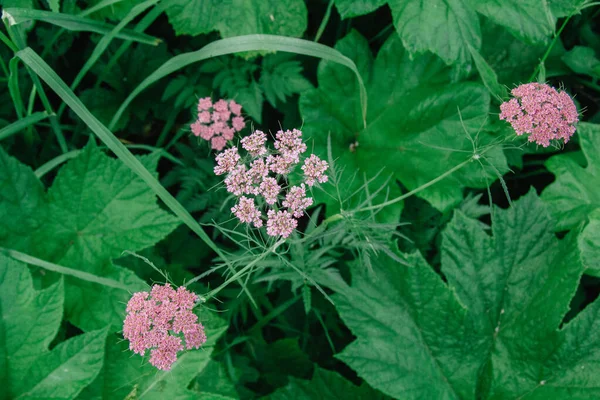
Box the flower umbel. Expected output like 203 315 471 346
123 284 207 371
499 83 578 147
215 128 329 238
191 97 246 151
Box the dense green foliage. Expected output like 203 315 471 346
1 0 600 398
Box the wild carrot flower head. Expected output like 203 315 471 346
123 284 206 371
216 127 329 238
191 97 246 151
499 83 578 147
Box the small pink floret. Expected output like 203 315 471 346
266 210 298 238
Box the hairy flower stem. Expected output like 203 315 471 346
201 239 286 301
322 156 475 224
527 1 600 82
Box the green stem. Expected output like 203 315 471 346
528 9 578 82
5 21 68 152
202 239 286 300
1 247 136 291
357 157 473 213
0 111 50 141
314 0 334 43
155 111 178 147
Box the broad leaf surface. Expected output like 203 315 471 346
541 122 600 231
467 0 554 45
35 143 179 267
334 191 596 399
0 148 47 251
333 0 559 68
0 143 177 332
0 255 64 398
0 255 107 399
579 209 600 277
300 31 507 217
164 0 307 38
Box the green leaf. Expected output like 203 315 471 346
260 53 313 108
579 209 600 277
17 327 108 399
0 254 63 398
467 43 508 101
562 46 600 78
270 367 387 399
164 0 307 38
47 0 60 12
390 0 481 67
333 0 387 18
467 0 554 45
0 147 47 251
79 308 228 400
300 31 507 216
541 123 600 231
35 143 178 267
335 191 593 399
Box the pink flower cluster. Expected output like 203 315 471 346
499 83 578 147
123 284 207 371
213 128 328 238
191 97 246 151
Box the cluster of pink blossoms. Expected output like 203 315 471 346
214 128 329 238
123 284 206 371
191 97 246 151
499 83 578 147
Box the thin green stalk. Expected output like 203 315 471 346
0 111 50 141
155 111 178 147
5 21 68 152
8 57 25 118
34 149 80 178
0 29 18 52
201 239 286 300
94 3 165 89
315 0 334 42
528 5 588 82
41 0 128 58
125 144 184 165
57 0 159 119
1 247 136 291
357 157 473 213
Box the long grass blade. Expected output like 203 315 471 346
109 34 367 130
17 47 256 305
0 111 50 141
0 247 135 291
3 8 160 45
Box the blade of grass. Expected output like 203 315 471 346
109 34 367 130
0 247 136 291
0 111 50 141
8 57 25 118
4 22 68 152
57 0 159 118
41 0 128 58
17 47 256 306
94 2 165 89
3 8 160 45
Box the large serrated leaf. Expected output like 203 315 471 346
334 191 597 399
164 0 307 39
0 255 64 398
